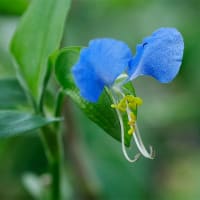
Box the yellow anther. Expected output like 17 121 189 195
126 95 135 103
128 102 136 110
120 98 126 103
111 95 142 137
126 95 143 109
134 97 143 105
127 111 136 135
130 112 136 121
118 106 126 112
119 102 126 109
111 97 128 112
128 126 135 135
111 104 117 108
111 95 143 114
128 120 135 126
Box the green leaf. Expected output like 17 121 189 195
0 110 59 137
54 47 136 146
0 78 28 109
11 0 71 104
0 0 29 15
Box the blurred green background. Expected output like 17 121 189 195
0 0 200 199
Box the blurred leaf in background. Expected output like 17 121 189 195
0 0 29 76
11 0 71 104
0 16 17 77
0 1 50 199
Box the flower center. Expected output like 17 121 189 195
109 84 154 162
111 95 143 135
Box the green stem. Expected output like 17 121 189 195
40 125 63 200
52 89 65 134
37 54 64 199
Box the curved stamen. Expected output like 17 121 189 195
126 105 155 159
111 85 155 160
116 106 141 162
109 89 140 162
133 123 155 159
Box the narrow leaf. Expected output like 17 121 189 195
0 110 59 137
54 47 136 146
11 0 71 103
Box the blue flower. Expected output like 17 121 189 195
72 27 184 162
72 27 184 102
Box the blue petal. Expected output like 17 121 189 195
72 38 132 102
128 28 184 83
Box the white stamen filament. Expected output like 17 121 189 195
110 85 155 162
110 90 140 162
117 107 141 162
126 108 154 159
133 124 154 159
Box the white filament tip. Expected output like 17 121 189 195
133 124 155 159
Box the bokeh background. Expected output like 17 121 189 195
0 0 200 199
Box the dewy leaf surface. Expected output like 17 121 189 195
0 110 59 137
11 0 71 103
54 47 137 146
